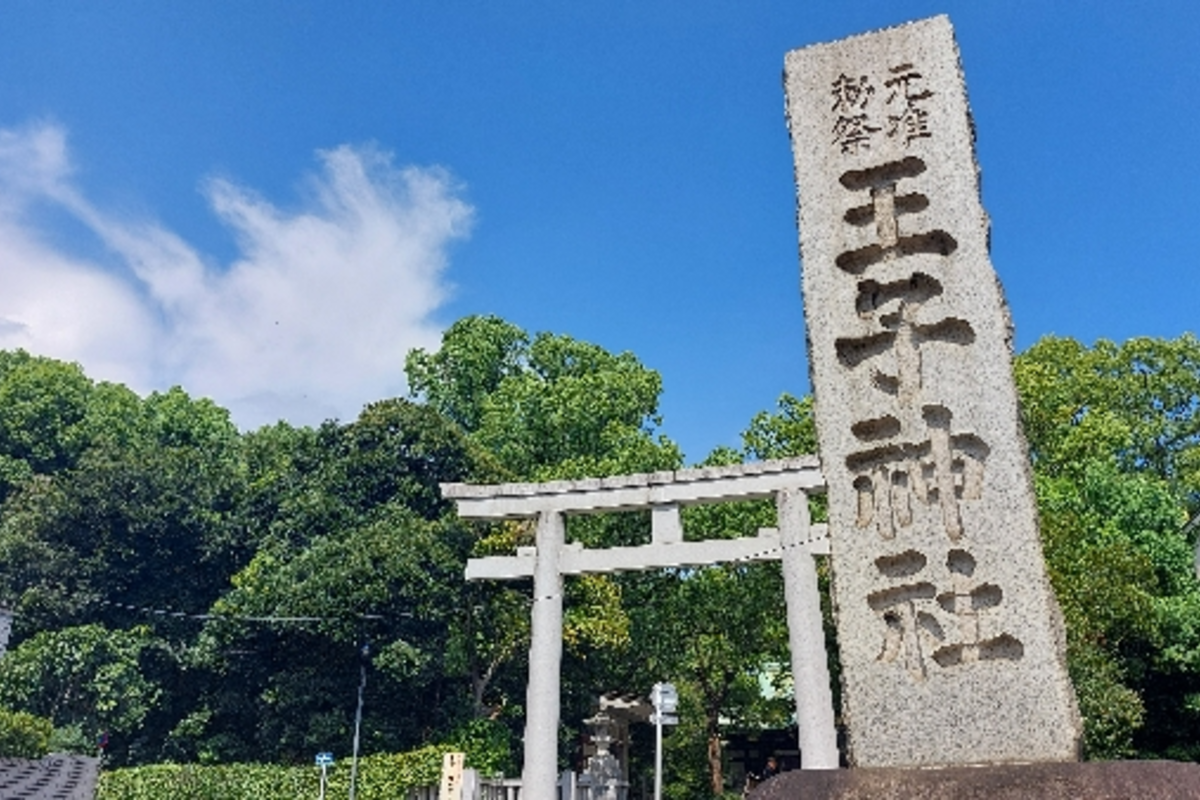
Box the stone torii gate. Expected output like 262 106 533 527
441 456 839 800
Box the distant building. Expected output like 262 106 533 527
0 754 101 800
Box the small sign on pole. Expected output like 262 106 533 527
315 752 334 800
651 682 678 800
651 683 678 714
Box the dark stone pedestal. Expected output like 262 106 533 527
749 761 1200 800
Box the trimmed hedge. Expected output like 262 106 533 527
98 720 514 800
98 746 447 800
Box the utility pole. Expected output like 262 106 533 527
349 642 370 800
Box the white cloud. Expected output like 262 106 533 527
0 122 472 427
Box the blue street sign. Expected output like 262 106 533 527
315 752 335 767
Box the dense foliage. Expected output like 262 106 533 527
1014 334 1200 759
0 322 1195 797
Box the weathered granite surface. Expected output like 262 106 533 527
749 761 1200 800
783 16 1080 767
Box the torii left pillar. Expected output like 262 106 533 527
524 510 565 796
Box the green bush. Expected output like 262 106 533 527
48 723 95 755
445 717 516 777
0 706 53 758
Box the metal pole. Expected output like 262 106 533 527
319 764 327 800
349 644 369 800
654 714 663 800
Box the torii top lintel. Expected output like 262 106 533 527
440 456 825 520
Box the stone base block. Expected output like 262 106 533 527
749 761 1200 800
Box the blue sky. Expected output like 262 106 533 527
0 1 1195 463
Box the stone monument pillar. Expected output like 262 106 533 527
783 15 1081 768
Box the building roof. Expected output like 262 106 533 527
0 754 100 800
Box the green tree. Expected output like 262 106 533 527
191 510 469 762
187 399 483 763
0 352 96 497
1015 334 1200 759
633 560 789 797
617 435 811 797
1016 334 1200 506
0 625 163 761
0 377 251 765
407 314 679 480
405 315 529 434
742 393 818 461
0 386 245 635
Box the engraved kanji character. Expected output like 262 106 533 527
831 74 880 154
930 549 1023 668
870 576 943 681
835 272 974 408
869 549 944 681
832 114 881 154
835 157 957 275
831 73 875 113
847 405 989 542
868 548 1023 683
884 62 934 145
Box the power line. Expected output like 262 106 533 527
93 598 390 624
